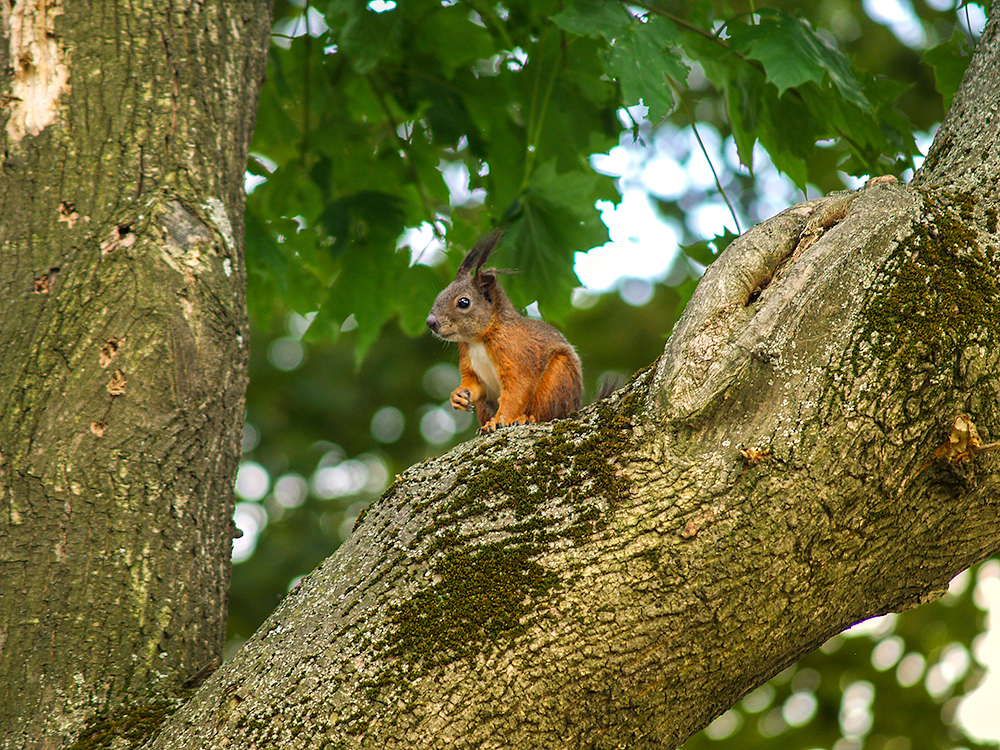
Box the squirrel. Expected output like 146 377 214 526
426 229 583 435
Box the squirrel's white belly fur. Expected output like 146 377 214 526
468 342 502 403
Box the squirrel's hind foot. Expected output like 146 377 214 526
478 414 536 436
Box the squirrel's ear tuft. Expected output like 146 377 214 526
456 227 505 279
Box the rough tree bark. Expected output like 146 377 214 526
0 1 271 748
146 12 1000 750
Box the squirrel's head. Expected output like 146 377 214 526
426 229 511 342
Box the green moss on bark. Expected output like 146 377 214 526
369 375 642 680
858 189 1000 375
64 701 176 750
386 541 560 666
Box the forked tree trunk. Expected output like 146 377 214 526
0 2 270 747
148 13 1000 750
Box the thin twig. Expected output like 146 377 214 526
523 35 562 190
301 1 312 165
667 76 742 234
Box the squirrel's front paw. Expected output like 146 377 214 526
450 388 474 412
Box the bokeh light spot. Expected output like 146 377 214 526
235 461 270 501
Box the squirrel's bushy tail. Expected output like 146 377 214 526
595 372 626 402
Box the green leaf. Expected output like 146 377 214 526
729 10 869 110
462 73 527 207
501 161 611 321
600 17 689 123
252 162 326 227
245 207 288 283
550 0 631 40
409 5 496 75
923 29 973 113
405 71 486 152
320 241 413 360
755 91 817 190
329 0 402 75
682 229 739 268
318 191 408 260
534 35 621 174
865 78 920 175
397 264 447 338
245 211 334 317
724 64 766 172
245 208 291 331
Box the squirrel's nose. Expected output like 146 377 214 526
426 314 439 332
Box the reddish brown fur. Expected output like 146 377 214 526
426 231 583 434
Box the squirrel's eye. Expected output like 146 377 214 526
456 297 471 309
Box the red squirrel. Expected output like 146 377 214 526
426 230 583 434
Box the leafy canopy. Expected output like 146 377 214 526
247 0 961 360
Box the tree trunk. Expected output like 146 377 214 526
147 13 1000 750
0 2 270 747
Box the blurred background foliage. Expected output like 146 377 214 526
234 1 998 748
